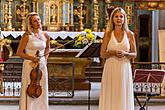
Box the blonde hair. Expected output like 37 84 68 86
106 7 129 33
26 12 41 34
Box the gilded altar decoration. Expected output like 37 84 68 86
50 40 58 45
16 0 29 31
50 40 64 49
0 38 13 93
50 3 58 24
93 0 99 31
73 29 95 48
125 3 133 25
44 0 74 31
78 0 84 31
137 2 165 10
148 2 158 9
4 3 8 24
16 5 29 22
105 0 112 26
0 38 13 57
4 0 14 31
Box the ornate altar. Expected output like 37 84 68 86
0 31 103 92
48 57 91 90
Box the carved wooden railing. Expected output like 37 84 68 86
0 61 75 98
1 61 165 98
0 62 22 97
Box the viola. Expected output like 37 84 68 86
27 50 42 98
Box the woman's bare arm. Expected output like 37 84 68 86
44 32 50 60
100 31 117 59
125 31 137 59
16 33 38 62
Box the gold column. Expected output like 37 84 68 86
70 0 74 27
59 0 63 25
0 38 13 57
32 0 38 12
125 3 132 26
20 0 28 31
6 0 13 31
93 0 99 31
4 4 8 24
78 0 84 31
45 0 49 25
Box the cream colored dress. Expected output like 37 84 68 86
19 33 49 110
99 31 134 110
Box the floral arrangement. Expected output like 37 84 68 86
73 29 95 49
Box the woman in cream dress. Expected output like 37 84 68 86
99 7 137 110
17 12 50 110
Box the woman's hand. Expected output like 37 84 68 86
30 57 40 68
116 50 129 58
32 57 40 63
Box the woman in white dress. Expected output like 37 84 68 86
17 12 50 110
99 7 137 110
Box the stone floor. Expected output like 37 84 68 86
1 105 165 110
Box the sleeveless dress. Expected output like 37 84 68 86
99 31 134 110
19 33 49 110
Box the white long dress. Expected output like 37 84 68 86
19 33 49 110
99 31 134 110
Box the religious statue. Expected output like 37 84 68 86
50 3 58 23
